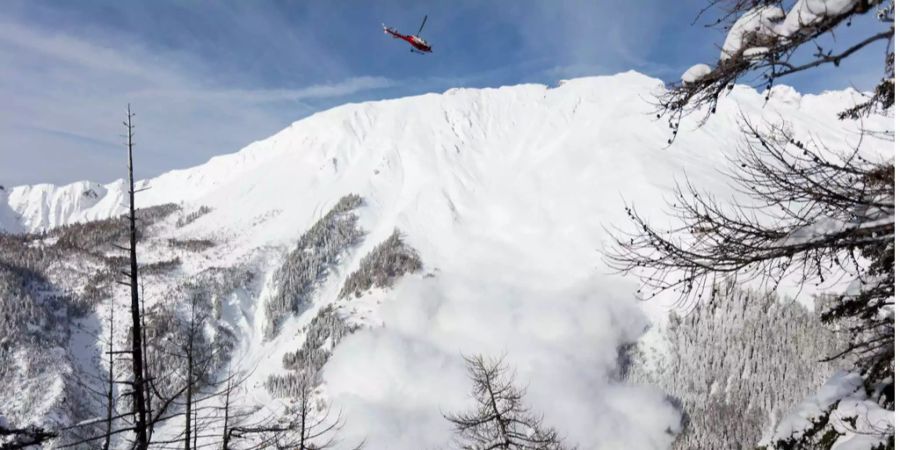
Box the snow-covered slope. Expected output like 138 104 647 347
1 72 892 449
2 72 884 238
2 181 123 233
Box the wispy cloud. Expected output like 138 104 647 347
132 76 398 104
0 13 395 186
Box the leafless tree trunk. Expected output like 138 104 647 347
124 104 149 449
222 372 361 450
184 294 198 450
192 409 198 450
221 372 233 450
141 280 153 444
102 295 115 450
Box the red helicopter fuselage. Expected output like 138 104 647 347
384 26 432 53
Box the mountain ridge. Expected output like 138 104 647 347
0 70 875 234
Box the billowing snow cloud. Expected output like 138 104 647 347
323 269 682 449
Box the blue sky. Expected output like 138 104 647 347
1 0 888 186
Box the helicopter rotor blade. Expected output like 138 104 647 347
416 15 428 36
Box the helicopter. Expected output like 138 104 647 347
383 15 432 54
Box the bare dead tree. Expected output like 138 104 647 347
103 295 116 450
177 291 223 450
216 369 298 450
141 280 153 444
222 372 361 450
444 355 572 450
99 105 185 449
610 116 893 298
64 296 122 450
51 105 158 450
192 408 199 450
220 396 285 450
17 106 231 450
220 372 236 450
124 104 150 449
128 295 221 449
658 0 894 141
184 294 199 450
276 373 347 450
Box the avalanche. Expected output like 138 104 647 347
0 71 893 449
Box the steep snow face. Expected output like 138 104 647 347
2 72 893 449
4 72 887 241
4 181 122 233
0 186 20 234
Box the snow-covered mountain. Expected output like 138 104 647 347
0 71 892 449
4 72 884 237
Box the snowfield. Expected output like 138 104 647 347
0 71 893 449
